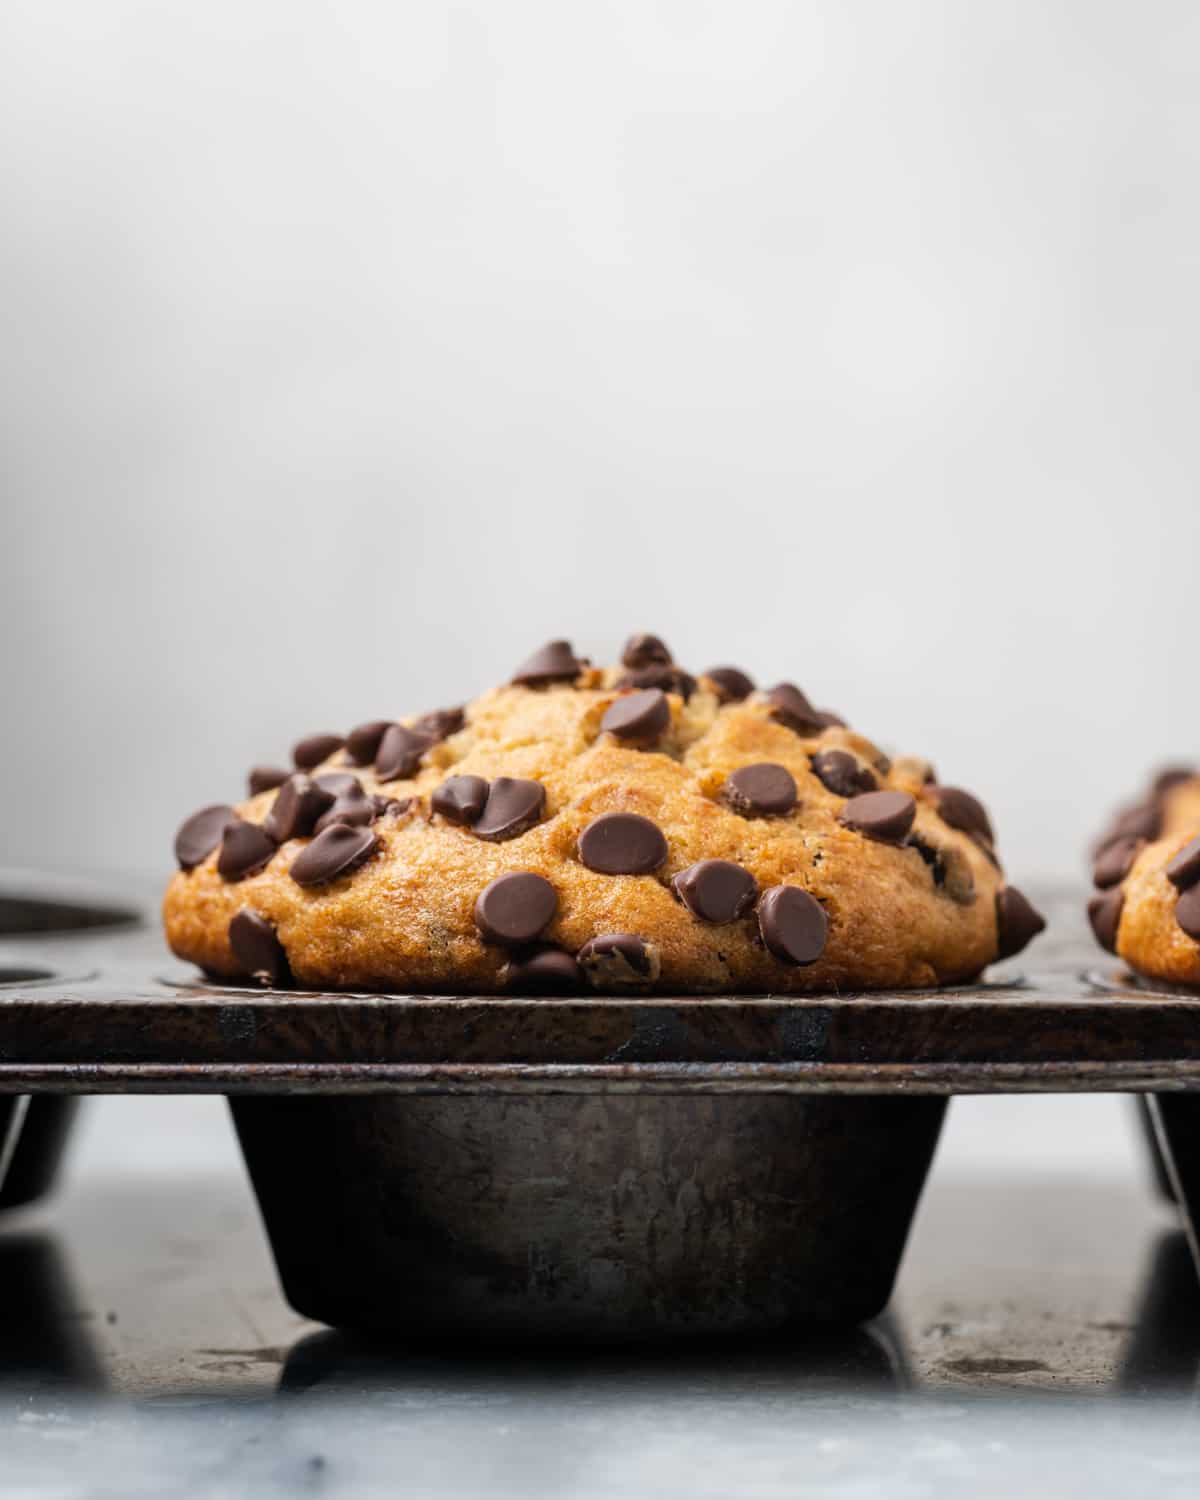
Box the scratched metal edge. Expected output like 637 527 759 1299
1 1060 1199 1095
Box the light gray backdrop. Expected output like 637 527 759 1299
4 0 1199 882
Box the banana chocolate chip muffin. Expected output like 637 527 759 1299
163 635 1044 993
1088 765 1200 985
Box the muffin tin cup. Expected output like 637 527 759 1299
231 1091 947 1341
14 879 1200 1340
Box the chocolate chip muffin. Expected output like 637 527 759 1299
163 635 1044 994
1088 765 1200 986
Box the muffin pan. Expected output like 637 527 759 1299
5 877 1200 1338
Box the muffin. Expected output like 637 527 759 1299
163 635 1044 993
1088 764 1200 985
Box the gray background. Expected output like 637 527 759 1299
4 0 1200 883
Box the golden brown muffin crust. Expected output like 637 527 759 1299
163 637 1042 993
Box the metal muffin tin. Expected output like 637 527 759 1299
4 874 1200 1339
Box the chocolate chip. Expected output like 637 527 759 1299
432 774 490 826
1092 836 1143 890
815 709 848 729
373 795 411 819
313 778 373 833
228 910 291 987
811 749 877 798
839 790 917 845
767 683 825 736
263 774 336 843
931 786 994 842
1109 801 1162 843
621 634 673 669
174 804 235 871
1168 836 1200 891
1154 765 1195 797
217 819 277 881
505 946 582 994
1178 885 1200 942
723 763 798 817
512 640 583 685
704 666 755 704
995 887 1046 960
577 812 668 875
345 721 391 766
375 723 434 782
474 872 557 945
411 706 466 741
1087 888 1124 953
616 665 697 698
757 886 828 966
289 824 378 887
672 860 758 924
474 778 546 841
314 772 362 797
248 766 289 797
578 933 661 988
293 733 345 771
601 688 671 741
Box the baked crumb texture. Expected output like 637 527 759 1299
1088 765 1200 985
163 635 1044 994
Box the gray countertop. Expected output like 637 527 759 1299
4 1092 1200 1496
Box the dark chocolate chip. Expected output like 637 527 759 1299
248 766 289 796
1168 836 1200 892
839 790 917 845
474 777 546 841
345 721 391 766
931 786 994 841
672 859 758 925
289 824 378 887
1153 765 1196 797
293 733 345 771
373 795 411 818
1178 885 1200 942
601 688 671 741
995 886 1046 960
313 778 373 834
264 774 336 843
621 634 673 669
1087 888 1125 953
768 683 825 736
616 665 697 698
578 933 660 988
704 666 755 704
512 640 583 685
811 749 877 798
757 886 828 966
217 819 277 882
411 706 466 741
1109 801 1162 843
174 804 236 871
473 872 557 945
816 709 847 729
1092 836 1143 890
314 771 363 797
228 910 291 987
505 946 582 994
375 723 435 782
723 763 798 817
577 812 668 875
432 775 490 826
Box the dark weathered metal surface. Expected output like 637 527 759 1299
233 1091 947 1338
2 964 1200 1093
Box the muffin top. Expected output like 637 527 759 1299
1089 764 1200 985
163 634 1043 994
